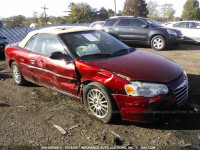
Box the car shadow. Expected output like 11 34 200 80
0 103 11 107
0 73 12 80
113 73 200 130
134 106 200 130
23 82 41 87
0 55 5 60
172 43 200 51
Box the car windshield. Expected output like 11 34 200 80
145 19 162 27
60 30 134 60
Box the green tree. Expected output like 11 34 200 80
123 0 149 17
98 7 108 20
4 15 26 28
66 2 96 23
108 9 115 18
160 3 175 21
49 16 66 25
38 13 48 26
31 12 39 24
182 0 200 20
117 10 123 16
93 8 114 21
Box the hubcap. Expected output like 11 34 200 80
12 65 21 83
87 89 108 118
153 38 164 49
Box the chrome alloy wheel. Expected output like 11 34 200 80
87 89 108 118
12 65 21 84
152 37 164 49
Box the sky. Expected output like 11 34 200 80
0 0 187 19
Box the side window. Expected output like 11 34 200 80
188 22 197 28
24 34 38 51
32 34 65 56
32 34 47 54
180 22 187 28
43 35 65 56
196 22 200 28
131 19 146 28
173 23 180 27
104 19 118 26
117 19 131 27
173 22 187 28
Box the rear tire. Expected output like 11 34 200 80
11 62 27 85
151 35 166 50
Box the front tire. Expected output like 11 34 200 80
11 62 27 85
151 35 166 50
83 82 116 123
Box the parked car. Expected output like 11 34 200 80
0 35 8 57
101 16 184 50
5 26 188 123
163 21 200 43
90 21 105 29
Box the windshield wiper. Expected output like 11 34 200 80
80 53 112 60
112 47 135 56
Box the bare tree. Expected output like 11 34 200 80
160 3 176 21
147 1 160 19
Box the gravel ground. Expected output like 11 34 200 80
0 43 200 150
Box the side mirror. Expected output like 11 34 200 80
50 52 71 61
142 25 149 28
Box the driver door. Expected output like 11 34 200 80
38 34 79 96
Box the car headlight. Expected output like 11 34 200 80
125 82 169 98
167 29 177 36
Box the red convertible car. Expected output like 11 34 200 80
5 26 188 123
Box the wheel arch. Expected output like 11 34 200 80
80 80 93 103
81 80 115 104
9 59 15 69
149 34 166 45
82 81 121 123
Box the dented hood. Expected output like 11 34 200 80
85 50 183 83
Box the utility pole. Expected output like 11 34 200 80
114 0 116 16
41 5 49 24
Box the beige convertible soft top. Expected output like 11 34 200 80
18 26 95 48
